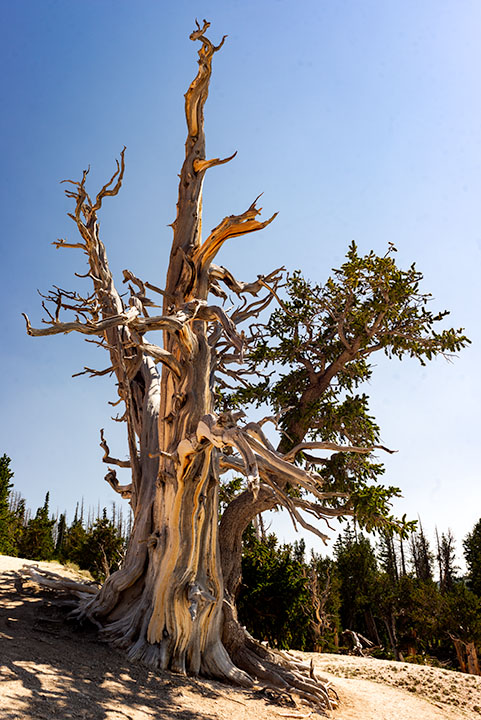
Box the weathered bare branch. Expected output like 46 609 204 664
104 468 132 499
209 265 284 299
231 291 277 325
242 435 327 501
111 411 128 423
22 307 139 337
99 428 131 468
257 407 294 431
19 564 98 597
259 471 330 544
193 151 237 174
283 440 397 463
196 304 243 353
52 238 87 251
140 341 182 378
122 269 164 310
243 422 277 452
72 365 115 378
91 147 126 212
193 198 278 270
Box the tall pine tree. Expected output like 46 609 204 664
0 454 16 555
464 519 481 598
18 492 55 560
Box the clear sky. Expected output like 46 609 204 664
1 0 480 567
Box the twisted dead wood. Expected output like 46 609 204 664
21 20 411 714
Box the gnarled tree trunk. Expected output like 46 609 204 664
24 20 388 712
68 24 254 683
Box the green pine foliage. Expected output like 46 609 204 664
221 243 469 537
410 523 434 582
18 492 55 561
0 460 128 579
58 517 88 567
80 509 125 582
464 519 481 598
57 509 126 581
237 533 314 650
7 497 26 556
333 525 379 634
236 519 481 672
0 454 17 555
436 529 458 593
54 513 68 557
441 582 481 647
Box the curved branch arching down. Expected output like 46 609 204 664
220 448 355 539
190 412 384 526
218 421 396 605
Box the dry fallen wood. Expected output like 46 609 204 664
19 564 99 596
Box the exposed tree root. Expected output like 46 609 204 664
222 600 337 715
18 568 337 716
232 640 336 714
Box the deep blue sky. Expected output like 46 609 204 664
1 1 480 563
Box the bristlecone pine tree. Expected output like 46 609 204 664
23 21 469 712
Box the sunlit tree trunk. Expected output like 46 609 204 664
26 18 462 711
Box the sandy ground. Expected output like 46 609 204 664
0 555 480 720
303 652 481 719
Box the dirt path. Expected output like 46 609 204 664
304 652 481 719
1 555 480 720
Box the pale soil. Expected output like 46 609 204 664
1 555 480 720
301 652 481 719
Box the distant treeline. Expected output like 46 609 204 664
238 518 481 675
0 454 129 582
1 453 480 674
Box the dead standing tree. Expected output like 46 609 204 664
23 21 468 712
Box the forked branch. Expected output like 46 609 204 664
91 147 126 212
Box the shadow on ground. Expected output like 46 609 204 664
0 569 236 720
